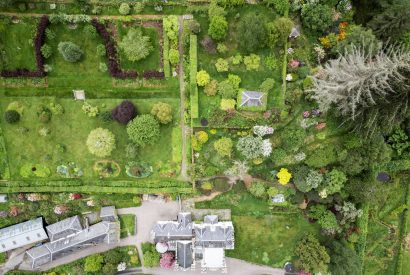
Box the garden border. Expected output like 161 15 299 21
189 34 198 121
0 15 49 78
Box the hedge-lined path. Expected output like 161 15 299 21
0 12 164 20
177 15 191 182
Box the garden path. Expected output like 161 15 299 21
177 15 191 182
0 12 164 20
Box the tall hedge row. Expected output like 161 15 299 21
0 125 10 180
189 35 199 119
395 180 410 275
163 21 171 78
356 203 369 275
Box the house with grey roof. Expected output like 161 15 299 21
0 217 48 253
151 212 234 272
25 207 120 269
237 90 267 111
46 215 82 241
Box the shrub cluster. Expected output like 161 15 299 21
1 16 49 77
91 19 137 78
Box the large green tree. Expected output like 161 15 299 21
208 16 228 40
295 234 330 273
127 114 160 147
119 28 153 62
237 12 268 52
310 46 410 137
368 0 410 41
326 241 361 275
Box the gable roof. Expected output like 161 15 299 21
45 216 82 241
194 222 234 249
152 221 194 243
0 217 48 253
176 241 193 269
240 91 265 107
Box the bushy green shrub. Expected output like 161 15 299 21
134 2 144 14
83 24 97 37
208 16 228 40
201 181 214 191
82 102 99 117
259 78 275 93
84 254 104 272
37 106 52 123
118 3 131 15
168 48 180 65
151 102 173 124
58 41 83 62
217 80 236 99
249 182 266 198
217 43 228 53
237 12 268 52
4 110 20 124
301 4 333 34
119 28 153 62
227 74 241 89
271 148 286 164
214 137 233 157
45 28 56 40
244 54 261 71
305 145 338 168
231 54 242 65
96 44 106 56
280 128 306 152
215 58 229 72
41 44 52 58
127 115 160 147
86 128 116 157
220 99 236 110
99 62 108 72
196 70 210 86
204 80 218 96
49 102 64 115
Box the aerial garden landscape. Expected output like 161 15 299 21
0 0 410 274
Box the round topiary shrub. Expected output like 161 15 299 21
58 41 83 63
127 114 160 147
86 128 116 157
4 110 20 124
118 3 131 15
112 100 137 124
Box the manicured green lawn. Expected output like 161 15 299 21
228 214 320 267
363 178 407 275
45 22 112 88
119 214 136 238
196 182 272 216
0 17 38 71
0 97 180 180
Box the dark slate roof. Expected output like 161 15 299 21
0 217 48 253
177 241 193 269
240 91 265 107
152 221 194 243
194 222 234 249
177 212 192 227
45 216 83 241
100 206 116 219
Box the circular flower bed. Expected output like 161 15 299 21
93 160 121 178
125 161 153 178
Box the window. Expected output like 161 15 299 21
1 244 5 248
12 241 16 245
26 236 30 241
37 233 41 238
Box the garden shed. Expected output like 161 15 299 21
238 90 267 111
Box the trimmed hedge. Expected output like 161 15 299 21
0 125 10 180
0 178 193 194
163 20 171 78
395 180 410 275
91 19 137 79
1 16 49 78
356 203 369 275
189 35 199 119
